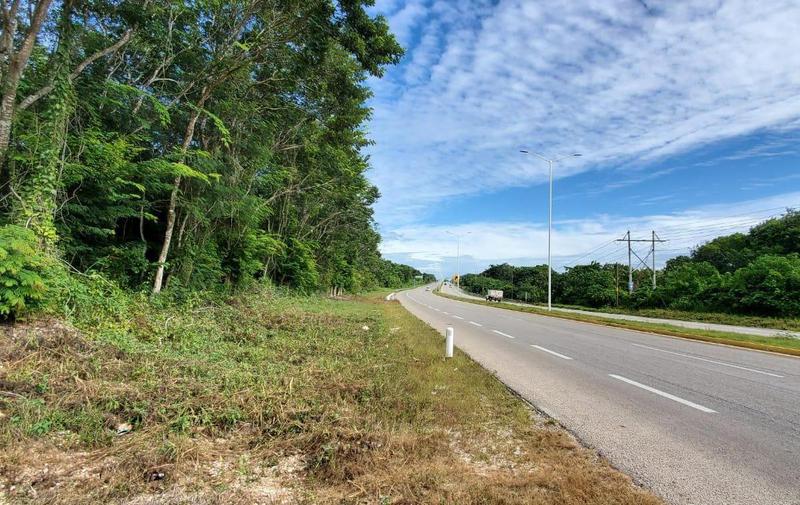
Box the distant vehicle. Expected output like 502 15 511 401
486 289 503 302
425 287 431 291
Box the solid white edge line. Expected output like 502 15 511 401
469 321 483 327
531 344 573 360
608 374 716 413
492 330 515 339
631 343 783 378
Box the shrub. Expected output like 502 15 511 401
728 254 800 317
0 225 48 318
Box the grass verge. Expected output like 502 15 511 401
523 302 800 332
436 291 800 357
0 282 660 504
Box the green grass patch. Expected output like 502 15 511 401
436 291 800 356
531 302 800 332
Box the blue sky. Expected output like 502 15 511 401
365 0 800 278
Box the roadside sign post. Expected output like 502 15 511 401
445 327 454 358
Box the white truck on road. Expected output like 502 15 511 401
486 289 503 302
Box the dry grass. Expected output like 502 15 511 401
0 284 660 504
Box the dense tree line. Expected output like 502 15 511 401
373 259 435 289
0 0 429 315
461 210 800 317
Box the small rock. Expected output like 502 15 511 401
362 325 369 331
146 471 165 482
116 423 133 435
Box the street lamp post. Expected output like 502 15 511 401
520 150 581 311
446 231 470 287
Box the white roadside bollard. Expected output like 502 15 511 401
445 326 454 358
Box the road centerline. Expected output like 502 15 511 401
608 374 716 413
452 315 464 319
469 321 483 327
630 343 784 378
492 330 516 339
531 344 573 360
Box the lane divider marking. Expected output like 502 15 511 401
631 343 783 378
493 330 515 339
531 345 573 360
608 374 716 413
469 321 483 327
452 315 464 320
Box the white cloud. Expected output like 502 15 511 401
381 191 800 275
367 0 800 227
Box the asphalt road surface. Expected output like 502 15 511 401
399 285 800 505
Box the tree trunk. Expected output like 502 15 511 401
0 91 15 156
152 174 181 293
152 89 208 294
0 0 54 162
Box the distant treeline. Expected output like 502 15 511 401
375 259 436 289
461 210 800 317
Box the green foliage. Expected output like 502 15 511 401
0 0 428 297
460 274 507 295
558 263 617 308
691 233 754 273
278 239 320 292
371 258 432 289
727 254 800 316
0 225 48 317
653 261 722 311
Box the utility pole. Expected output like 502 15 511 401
616 231 666 293
652 230 657 289
627 231 633 293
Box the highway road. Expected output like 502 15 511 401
399 285 800 505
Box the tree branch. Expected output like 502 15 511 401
17 27 134 111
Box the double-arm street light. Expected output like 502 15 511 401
520 150 581 311
446 231 471 287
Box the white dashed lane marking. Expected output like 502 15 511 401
631 343 783 378
531 345 573 360
608 374 716 413
493 330 515 339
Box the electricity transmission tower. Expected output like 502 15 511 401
616 231 666 292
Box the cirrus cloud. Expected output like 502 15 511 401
367 0 800 229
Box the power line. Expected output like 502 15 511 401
562 238 619 266
554 206 797 269
645 205 796 234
